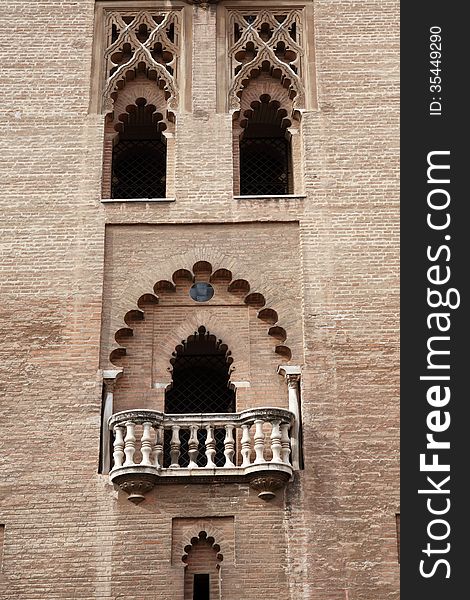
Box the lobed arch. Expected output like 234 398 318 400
100 10 181 199
232 84 303 196
182 528 225 566
106 81 176 132
108 261 293 372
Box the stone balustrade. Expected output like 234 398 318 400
108 407 295 503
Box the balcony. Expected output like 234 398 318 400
108 407 296 503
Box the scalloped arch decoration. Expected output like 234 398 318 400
108 264 293 367
181 526 226 566
107 81 175 134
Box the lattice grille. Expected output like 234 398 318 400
166 358 235 414
240 137 289 195
227 9 305 111
102 10 180 112
112 139 166 198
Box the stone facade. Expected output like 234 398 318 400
0 1 399 599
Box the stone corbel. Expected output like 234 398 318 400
101 369 123 473
277 365 301 470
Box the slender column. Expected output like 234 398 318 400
123 421 136 466
141 421 153 466
270 419 282 463
240 423 252 467
287 127 303 195
112 425 125 468
188 424 199 469
278 366 301 469
280 422 291 464
205 425 217 468
163 131 176 198
223 423 236 467
170 425 181 468
153 425 164 468
253 419 266 464
102 370 122 473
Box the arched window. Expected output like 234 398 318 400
111 97 167 199
183 532 222 600
165 326 235 414
164 326 235 467
239 94 292 196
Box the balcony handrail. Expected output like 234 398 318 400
107 405 296 503
108 406 294 429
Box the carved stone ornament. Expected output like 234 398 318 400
248 471 290 501
111 471 158 504
227 9 306 112
102 10 181 113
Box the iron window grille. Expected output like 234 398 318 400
164 327 235 467
112 138 166 199
240 136 290 196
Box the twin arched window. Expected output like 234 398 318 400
105 95 294 199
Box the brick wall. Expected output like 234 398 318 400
0 1 399 599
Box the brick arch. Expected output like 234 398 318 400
152 313 245 385
232 69 304 197
108 263 293 370
235 72 302 125
182 529 224 600
181 525 226 566
107 80 175 133
102 79 175 199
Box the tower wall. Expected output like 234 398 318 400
0 1 399 598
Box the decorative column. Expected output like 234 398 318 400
102 369 123 473
277 365 302 470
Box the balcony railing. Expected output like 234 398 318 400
108 407 295 503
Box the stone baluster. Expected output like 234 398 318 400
240 423 252 467
188 424 200 469
270 419 282 463
205 425 217 468
223 423 235 467
253 419 266 464
123 421 136 466
153 425 164 468
170 425 181 468
112 425 125 468
141 421 153 466
280 422 291 464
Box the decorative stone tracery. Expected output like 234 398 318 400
227 9 306 113
102 10 181 114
